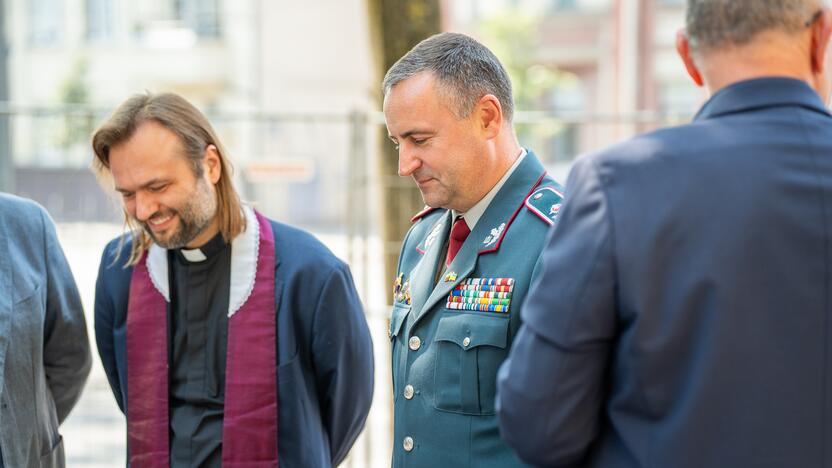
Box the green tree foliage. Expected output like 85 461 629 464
55 57 92 151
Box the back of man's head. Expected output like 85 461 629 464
686 0 820 51
383 32 514 123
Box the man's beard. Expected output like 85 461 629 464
142 179 217 249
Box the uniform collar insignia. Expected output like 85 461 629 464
550 203 561 216
424 220 444 249
482 223 506 247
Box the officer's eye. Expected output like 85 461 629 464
147 184 168 193
413 138 427 146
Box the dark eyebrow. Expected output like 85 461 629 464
114 178 168 194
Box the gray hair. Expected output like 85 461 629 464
383 32 514 123
686 0 821 50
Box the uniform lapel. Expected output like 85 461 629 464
415 231 477 323
409 210 451 316
413 152 547 326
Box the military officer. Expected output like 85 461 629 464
382 32 564 467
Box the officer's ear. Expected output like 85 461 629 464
676 29 704 87
809 9 832 75
474 94 503 140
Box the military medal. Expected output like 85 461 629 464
443 271 458 282
402 280 411 305
393 272 404 303
445 277 515 313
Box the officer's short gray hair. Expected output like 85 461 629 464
686 0 826 51
383 32 514 123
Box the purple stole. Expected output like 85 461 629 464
126 211 278 467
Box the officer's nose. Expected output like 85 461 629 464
398 146 421 177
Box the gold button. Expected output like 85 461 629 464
404 385 414 400
462 336 471 347
403 436 414 452
408 336 422 351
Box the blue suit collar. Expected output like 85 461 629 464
695 77 830 121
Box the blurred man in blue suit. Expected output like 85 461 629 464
497 1 832 467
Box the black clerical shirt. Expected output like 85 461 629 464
167 233 231 468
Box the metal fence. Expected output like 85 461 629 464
0 104 694 467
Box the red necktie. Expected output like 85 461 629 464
446 216 471 266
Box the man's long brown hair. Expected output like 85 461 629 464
92 92 246 266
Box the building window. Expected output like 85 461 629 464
134 0 221 42
86 0 115 42
29 0 63 46
552 0 579 10
176 0 221 38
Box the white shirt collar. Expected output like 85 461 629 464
180 248 207 262
452 148 527 230
146 205 260 318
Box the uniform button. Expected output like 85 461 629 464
408 336 422 351
462 336 471 347
404 385 414 399
403 436 414 452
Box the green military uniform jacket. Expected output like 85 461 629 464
390 151 563 467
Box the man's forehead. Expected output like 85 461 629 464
108 123 191 188
384 74 456 136
117 120 181 151
110 123 187 165
385 72 439 104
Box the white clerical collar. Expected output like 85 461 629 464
146 205 260 318
452 148 527 230
180 248 207 262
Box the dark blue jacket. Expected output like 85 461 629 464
497 78 832 468
95 218 374 467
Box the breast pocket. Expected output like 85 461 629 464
433 312 509 415
389 304 410 401
12 283 44 355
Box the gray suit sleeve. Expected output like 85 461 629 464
496 156 617 466
39 208 92 423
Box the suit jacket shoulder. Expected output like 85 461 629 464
0 193 50 247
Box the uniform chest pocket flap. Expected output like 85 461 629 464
433 312 509 415
389 304 410 400
389 304 409 340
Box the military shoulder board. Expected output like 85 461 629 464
525 186 564 226
410 205 438 223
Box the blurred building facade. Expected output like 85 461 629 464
4 0 377 227
0 2 711 467
441 0 703 179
